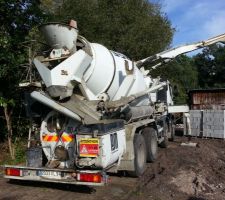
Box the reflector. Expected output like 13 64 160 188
78 173 102 183
5 168 21 176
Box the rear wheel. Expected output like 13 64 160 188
143 127 158 162
160 119 175 147
160 123 169 148
168 120 175 141
128 134 147 177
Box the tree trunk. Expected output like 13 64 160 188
3 106 15 159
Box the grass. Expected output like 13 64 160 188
0 140 27 166
0 140 27 176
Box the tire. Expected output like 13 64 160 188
160 123 169 148
128 134 147 177
143 127 158 162
168 121 175 141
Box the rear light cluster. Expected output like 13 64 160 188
77 173 102 183
5 168 21 176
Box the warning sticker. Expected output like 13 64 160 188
79 138 99 157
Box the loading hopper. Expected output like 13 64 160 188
39 23 78 51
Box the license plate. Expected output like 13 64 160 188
37 170 61 177
79 138 99 157
23 170 37 177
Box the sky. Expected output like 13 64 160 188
157 0 225 47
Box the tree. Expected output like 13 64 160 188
0 98 15 159
0 0 46 159
151 55 199 104
194 45 225 88
53 0 174 60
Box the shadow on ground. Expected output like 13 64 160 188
8 179 95 194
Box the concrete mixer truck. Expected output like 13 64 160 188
4 20 225 186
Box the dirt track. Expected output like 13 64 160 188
1 137 225 200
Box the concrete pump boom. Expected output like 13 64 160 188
136 33 225 69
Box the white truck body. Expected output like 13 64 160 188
4 21 225 186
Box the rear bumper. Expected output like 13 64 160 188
3 165 108 186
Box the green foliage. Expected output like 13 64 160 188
53 0 174 60
40 0 64 15
0 97 15 108
13 117 30 138
0 116 30 143
153 44 225 104
0 140 26 165
0 0 46 99
0 118 6 142
194 44 225 88
151 55 199 104
14 140 26 164
0 0 46 145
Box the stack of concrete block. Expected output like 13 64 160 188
189 110 202 137
203 110 225 139
189 110 225 139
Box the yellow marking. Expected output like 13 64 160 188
51 135 58 142
62 134 73 142
42 134 58 142
79 138 99 144
43 135 49 141
80 154 98 157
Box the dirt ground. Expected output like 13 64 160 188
1 136 225 200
